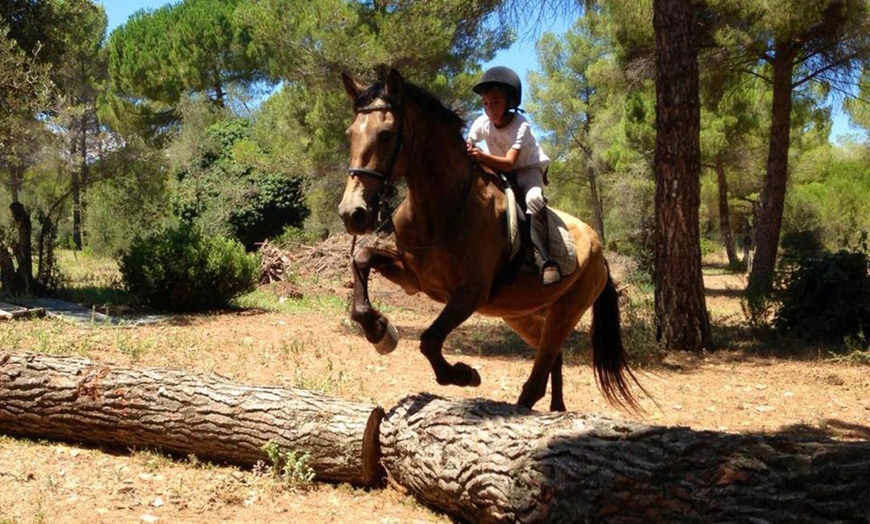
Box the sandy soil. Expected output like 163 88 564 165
0 265 868 523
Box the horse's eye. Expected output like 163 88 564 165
377 130 395 143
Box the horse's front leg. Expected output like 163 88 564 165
350 247 415 354
420 287 485 388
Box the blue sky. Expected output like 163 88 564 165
98 0 861 143
98 0 167 32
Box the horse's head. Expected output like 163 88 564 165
338 69 407 235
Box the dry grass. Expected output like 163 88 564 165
0 249 867 522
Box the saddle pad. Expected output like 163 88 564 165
504 182 522 259
502 178 577 277
533 208 578 276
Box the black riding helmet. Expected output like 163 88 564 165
472 66 522 110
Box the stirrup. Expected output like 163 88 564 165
541 261 562 286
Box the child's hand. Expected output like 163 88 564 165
466 142 482 162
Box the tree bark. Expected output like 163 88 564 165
587 166 605 245
72 128 84 251
382 394 870 524
714 153 739 267
577 88 605 243
652 0 712 351
748 43 795 295
9 201 33 295
0 352 384 487
35 209 56 288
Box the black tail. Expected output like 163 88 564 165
591 273 648 413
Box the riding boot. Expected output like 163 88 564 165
530 209 562 285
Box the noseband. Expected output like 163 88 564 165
346 102 404 201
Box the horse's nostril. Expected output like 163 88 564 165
351 208 367 228
340 206 369 234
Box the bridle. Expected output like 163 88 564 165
347 100 405 256
346 102 405 204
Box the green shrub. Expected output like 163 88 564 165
171 118 309 251
119 225 259 311
228 172 309 250
773 248 870 347
779 229 824 268
699 237 718 258
260 441 315 489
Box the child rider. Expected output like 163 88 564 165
466 66 562 285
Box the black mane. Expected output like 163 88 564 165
355 79 465 136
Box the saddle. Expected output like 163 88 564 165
499 173 577 277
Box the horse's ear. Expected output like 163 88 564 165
341 72 360 102
385 69 404 106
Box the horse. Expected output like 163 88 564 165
338 69 644 412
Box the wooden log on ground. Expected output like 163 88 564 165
4 352 870 521
0 351 384 486
381 393 870 523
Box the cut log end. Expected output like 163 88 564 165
362 405 386 486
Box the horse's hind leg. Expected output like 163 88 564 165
550 354 565 412
517 331 567 410
505 313 565 411
508 304 587 410
420 287 485 387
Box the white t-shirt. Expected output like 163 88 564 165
467 112 550 177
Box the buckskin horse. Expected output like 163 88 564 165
338 69 643 412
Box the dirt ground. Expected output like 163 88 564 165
1 252 869 523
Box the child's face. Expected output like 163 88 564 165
481 89 510 127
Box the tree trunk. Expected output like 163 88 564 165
748 44 795 295
74 113 91 251
0 246 16 292
578 93 605 244
587 166 605 245
9 202 33 295
382 394 870 524
0 352 385 487
7 162 23 204
35 209 57 288
714 153 739 266
652 0 712 351
72 156 83 251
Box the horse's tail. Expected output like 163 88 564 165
591 271 647 413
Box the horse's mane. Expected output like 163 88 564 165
355 79 465 136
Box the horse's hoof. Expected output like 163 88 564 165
373 322 399 355
468 369 482 387
549 401 567 412
453 362 481 387
518 385 543 410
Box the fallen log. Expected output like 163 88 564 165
3 352 869 522
381 394 870 523
0 352 384 486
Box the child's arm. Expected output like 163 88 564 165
467 144 520 172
